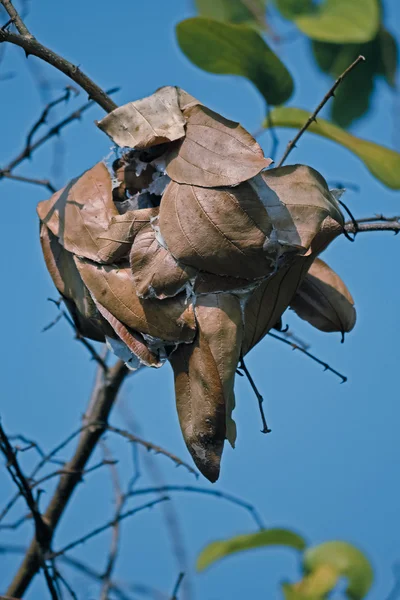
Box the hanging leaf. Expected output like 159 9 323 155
265 107 400 189
39 224 111 342
159 180 273 278
176 18 294 105
290 258 356 334
292 0 379 44
74 258 196 343
165 104 272 187
195 0 268 30
97 86 187 149
169 329 226 483
197 528 306 571
303 541 374 599
195 294 243 447
130 222 197 299
242 259 310 354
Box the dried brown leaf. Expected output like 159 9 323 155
74 258 196 343
97 86 186 149
165 104 272 187
255 164 345 254
96 207 159 263
290 258 356 333
195 294 243 447
37 162 127 264
40 224 111 341
159 180 273 278
193 272 256 295
169 331 226 483
242 258 312 355
93 299 162 367
130 223 197 299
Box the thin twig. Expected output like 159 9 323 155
238 356 272 434
6 360 129 598
268 331 347 383
50 497 169 558
0 422 59 599
277 55 366 167
170 573 185 600
2 87 119 175
61 310 109 372
106 425 199 478
0 0 117 112
127 485 265 530
0 171 56 191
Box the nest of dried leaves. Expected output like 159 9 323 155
37 87 356 481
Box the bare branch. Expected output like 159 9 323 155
345 217 400 236
2 87 118 175
0 422 59 599
50 497 169 558
6 360 129 598
268 331 347 383
277 55 366 167
106 425 199 478
0 1 117 112
127 485 265 530
237 356 272 434
0 171 56 192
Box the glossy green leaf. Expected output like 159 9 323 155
303 541 373 599
265 107 400 189
195 0 268 30
197 528 306 572
176 18 294 105
294 0 379 43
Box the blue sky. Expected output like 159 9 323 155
1 1 400 598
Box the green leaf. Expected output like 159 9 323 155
312 28 398 127
176 18 294 105
265 106 400 189
294 0 379 43
197 528 306 572
274 0 313 20
378 27 398 87
195 0 268 30
303 541 373 599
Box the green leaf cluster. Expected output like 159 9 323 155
197 528 374 599
175 0 399 189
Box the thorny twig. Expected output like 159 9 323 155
1 86 119 176
268 331 347 383
0 0 117 112
106 425 199 478
238 356 272 434
345 216 400 236
277 55 366 167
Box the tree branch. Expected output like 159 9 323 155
345 217 400 235
0 0 117 112
277 55 366 167
6 360 129 598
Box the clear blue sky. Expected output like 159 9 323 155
1 1 400 598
